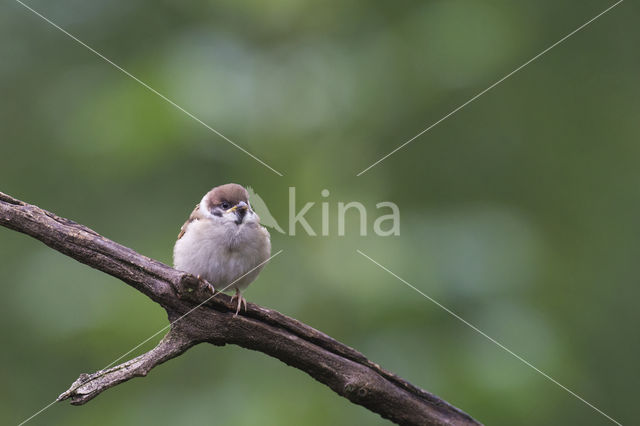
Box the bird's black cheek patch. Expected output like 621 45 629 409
212 210 222 217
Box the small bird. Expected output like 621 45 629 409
173 183 271 316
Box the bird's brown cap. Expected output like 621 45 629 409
204 183 249 208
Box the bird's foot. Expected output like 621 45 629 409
196 275 215 295
230 289 247 317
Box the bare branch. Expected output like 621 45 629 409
57 326 194 405
0 191 481 426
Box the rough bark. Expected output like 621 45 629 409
0 191 481 426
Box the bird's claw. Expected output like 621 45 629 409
231 289 247 317
196 275 215 295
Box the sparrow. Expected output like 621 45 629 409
173 183 271 316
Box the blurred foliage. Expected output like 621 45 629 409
1 0 638 425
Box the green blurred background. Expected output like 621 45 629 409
1 0 637 425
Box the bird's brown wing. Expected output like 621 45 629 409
177 203 204 240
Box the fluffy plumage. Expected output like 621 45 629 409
173 183 271 315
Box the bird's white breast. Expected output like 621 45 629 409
173 218 271 293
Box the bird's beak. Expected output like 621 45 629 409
228 201 249 224
226 201 248 214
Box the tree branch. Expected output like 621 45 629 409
0 191 481 426
57 326 194 405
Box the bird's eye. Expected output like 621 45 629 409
221 202 230 210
